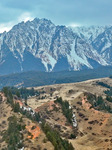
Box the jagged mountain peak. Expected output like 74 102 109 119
10 18 55 33
32 17 53 23
0 18 111 75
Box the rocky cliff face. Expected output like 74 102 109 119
0 18 110 75
72 25 112 65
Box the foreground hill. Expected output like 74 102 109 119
1 77 112 149
0 93 54 150
27 77 112 150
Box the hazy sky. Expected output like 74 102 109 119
0 0 112 33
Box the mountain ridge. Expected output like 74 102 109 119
0 18 112 75
71 25 112 65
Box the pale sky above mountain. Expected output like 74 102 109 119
0 0 112 33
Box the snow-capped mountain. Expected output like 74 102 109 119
0 18 111 75
92 26 112 64
71 25 112 65
71 26 109 43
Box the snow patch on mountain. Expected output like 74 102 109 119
67 40 92 70
37 51 57 72
101 42 112 53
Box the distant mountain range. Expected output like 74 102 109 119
0 18 112 75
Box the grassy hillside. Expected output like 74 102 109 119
1 77 112 150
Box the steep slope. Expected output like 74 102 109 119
71 26 108 44
0 93 54 150
92 26 112 64
0 18 108 75
71 25 112 66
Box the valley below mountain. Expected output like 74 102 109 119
0 66 112 89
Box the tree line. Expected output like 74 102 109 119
86 93 112 113
2 116 25 150
55 97 73 125
41 122 74 150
